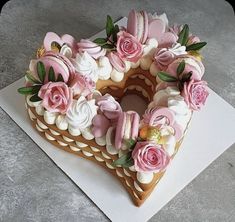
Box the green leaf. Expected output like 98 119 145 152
18 85 42 95
181 71 192 82
186 42 207 51
177 60 185 76
106 15 114 38
93 38 107 45
29 94 42 102
18 86 34 95
178 24 189 46
48 66 55 82
122 159 134 168
125 139 137 150
112 24 120 43
26 71 41 84
178 81 184 91
157 72 178 82
56 73 64 82
102 43 114 49
31 85 42 94
112 152 134 168
37 61 46 83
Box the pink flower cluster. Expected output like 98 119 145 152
132 141 170 172
38 82 72 114
182 79 209 111
116 31 143 63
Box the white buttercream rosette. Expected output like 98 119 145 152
66 96 98 139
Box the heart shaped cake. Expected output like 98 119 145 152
18 10 209 206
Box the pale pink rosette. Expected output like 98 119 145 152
154 48 175 70
132 141 170 172
96 94 122 120
69 72 95 97
116 31 143 62
77 39 106 59
38 82 73 114
166 56 205 81
29 51 75 83
181 79 209 111
92 94 122 137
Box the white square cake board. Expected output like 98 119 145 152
1 18 235 222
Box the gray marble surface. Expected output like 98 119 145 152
0 0 235 221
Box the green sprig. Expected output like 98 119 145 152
48 66 55 82
186 42 207 51
177 60 185 76
29 94 42 102
112 152 134 168
157 72 178 82
106 15 114 37
178 24 189 46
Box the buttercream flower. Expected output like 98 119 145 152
181 79 209 111
166 56 205 80
66 96 97 129
154 48 175 70
154 43 187 71
69 72 95 97
72 51 98 82
29 51 75 83
116 31 143 62
132 141 170 172
96 94 122 120
38 82 72 114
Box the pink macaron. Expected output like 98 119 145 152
127 10 149 44
115 111 140 149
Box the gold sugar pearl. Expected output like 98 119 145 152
146 127 161 142
36 46 45 58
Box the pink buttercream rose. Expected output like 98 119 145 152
154 48 175 70
96 94 122 120
132 141 170 172
181 79 209 111
69 72 95 97
38 82 73 114
116 31 143 62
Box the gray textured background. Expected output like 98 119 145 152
0 0 235 221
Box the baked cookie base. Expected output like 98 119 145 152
27 105 185 207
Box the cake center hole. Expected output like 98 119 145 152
120 94 148 116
